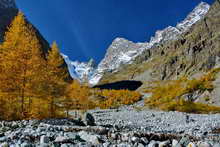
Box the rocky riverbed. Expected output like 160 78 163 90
0 108 220 147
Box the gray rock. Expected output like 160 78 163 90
82 113 95 126
140 137 149 145
0 137 6 142
0 142 9 147
159 140 170 147
20 142 32 147
172 140 179 147
213 143 220 147
39 143 50 147
131 136 140 143
55 136 69 143
60 144 70 147
40 135 50 144
137 143 145 147
179 136 190 146
187 142 197 147
121 133 129 142
78 131 100 144
197 142 212 147
117 143 132 147
103 142 111 147
148 140 158 147
174 144 182 147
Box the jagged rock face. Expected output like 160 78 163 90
90 2 210 85
176 2 210 32
97 38 144 72
62 54 96 82
99 0 220 91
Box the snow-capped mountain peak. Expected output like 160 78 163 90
61 54 96 83
64 2 210 85
177 2 210 32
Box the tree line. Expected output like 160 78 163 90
0 12 141 120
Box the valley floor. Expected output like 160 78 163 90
1 106 220 146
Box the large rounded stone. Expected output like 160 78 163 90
148 140 158 147
0 142 9 147
197 142 212 147
82 113 95 126
159 140 170 147
78 131 100 144
213 143 220 147
187 142 197 147
40 135 50 144
172 139 179 147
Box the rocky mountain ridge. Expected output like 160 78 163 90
91 2 210 85
61 54 96 83
98 0 220 106
63 2 210 85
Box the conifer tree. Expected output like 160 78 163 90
0 12 46 118
45 41 68 117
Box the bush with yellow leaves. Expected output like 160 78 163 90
97 89 141 109
145 68 220 113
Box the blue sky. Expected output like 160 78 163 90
16 0 214 63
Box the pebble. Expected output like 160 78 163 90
172 139 179 147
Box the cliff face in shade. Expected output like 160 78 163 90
0 0 17 42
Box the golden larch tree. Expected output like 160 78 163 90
0 12 46 119
45 41 68 117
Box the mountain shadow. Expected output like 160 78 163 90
93 80 143 91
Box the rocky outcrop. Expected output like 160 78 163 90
62 54 96 82
89 2 210 85
97 1 220 106
98 1 218 85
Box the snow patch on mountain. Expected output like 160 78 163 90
63 2 210 85
89 2 210 85
61 54 96 82
176 2 210 32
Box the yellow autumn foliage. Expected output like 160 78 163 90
97 89 141 109
145 68 220 113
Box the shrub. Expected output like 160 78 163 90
145 68 220 113
97 89 141 109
